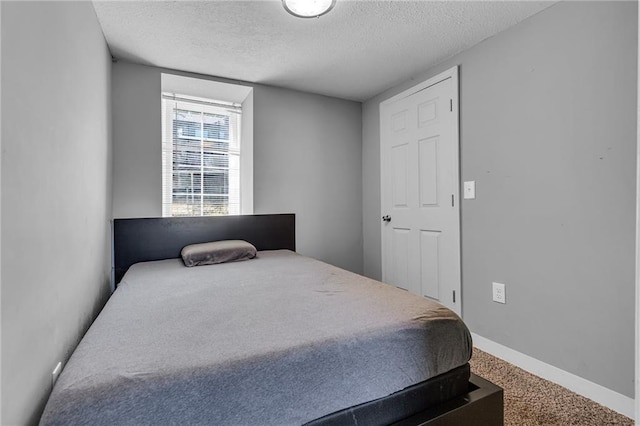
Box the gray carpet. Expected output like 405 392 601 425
470 348 633 426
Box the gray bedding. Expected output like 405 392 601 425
40 250 472 425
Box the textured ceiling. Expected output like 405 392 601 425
93 1 557 101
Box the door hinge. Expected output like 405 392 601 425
450 99 453 112
453 290 456 303
451 194 454 207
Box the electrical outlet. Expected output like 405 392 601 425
463 181 476 199
52 362 62 387
492 282 506 304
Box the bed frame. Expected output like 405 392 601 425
113 213 296 285
112 213 503 425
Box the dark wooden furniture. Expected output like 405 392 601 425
111 213 503 425
113 213 295 285
394 374 504 426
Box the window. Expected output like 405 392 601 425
162 94 242 216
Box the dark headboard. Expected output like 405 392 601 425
113 214 295 285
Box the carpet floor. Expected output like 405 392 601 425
469 348 633 425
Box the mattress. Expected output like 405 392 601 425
40 250 472 425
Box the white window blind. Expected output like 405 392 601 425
162 94 242 217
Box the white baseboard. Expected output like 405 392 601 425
471 333 635 420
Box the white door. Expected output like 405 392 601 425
380 67 461 315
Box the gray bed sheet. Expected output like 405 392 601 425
40 250 472 426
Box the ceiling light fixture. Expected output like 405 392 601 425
282 0 336 18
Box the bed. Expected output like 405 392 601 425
40 214 502 425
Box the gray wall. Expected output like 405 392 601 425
112 63 363 273
1 2 113 424
252 85 362 271
112 63 162 218
363 1 637 397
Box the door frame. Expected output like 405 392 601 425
635 5 639 419
379 65 461 314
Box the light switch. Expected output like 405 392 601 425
463 181 476 199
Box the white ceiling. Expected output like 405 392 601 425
93 0 557 102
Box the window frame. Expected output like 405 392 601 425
162 94 242 217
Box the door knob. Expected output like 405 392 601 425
382 215 391 223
